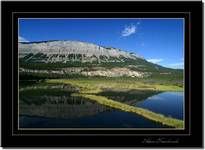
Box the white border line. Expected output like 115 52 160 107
17 17 186 132
2 0 201 1
11 12 190 136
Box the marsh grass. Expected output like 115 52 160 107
46 78 183 92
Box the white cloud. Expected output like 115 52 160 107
168 62 184 69
121 24 136 37
147 59 164 64
19 36 29 42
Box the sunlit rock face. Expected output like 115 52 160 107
19 40 144 63
19 67 150 78
18 40 156 78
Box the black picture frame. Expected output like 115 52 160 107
1 0 203 148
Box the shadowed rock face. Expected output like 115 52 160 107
19 40 144 63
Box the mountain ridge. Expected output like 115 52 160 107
19 40 183 79
19 40 144 64
19 39 143 56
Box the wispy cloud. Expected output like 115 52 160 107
120 20 141 38
121 24 137 37
147 58 164 64
19 36 29 42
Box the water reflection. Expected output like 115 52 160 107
19 85 111 118
19 84 160 119
19 82 183 128
136 92 184 120
97 89 162 105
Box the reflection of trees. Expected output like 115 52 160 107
97 89 162 106
19 84 112 118
19 84 162 119
19 94 111 118
20 102 110 119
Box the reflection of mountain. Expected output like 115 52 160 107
20 102 110 119
19 84 162 119
19 85 109 118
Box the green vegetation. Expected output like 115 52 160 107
19 72 86 80
19 57 183 73
46 78 183 92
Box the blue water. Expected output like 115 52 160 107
20 110 167 128
19 92 183 128
136 92 184 120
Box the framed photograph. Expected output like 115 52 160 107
1 0 203 148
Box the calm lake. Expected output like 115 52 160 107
19 84 183 128
136 92 184 120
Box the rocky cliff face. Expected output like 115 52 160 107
19 67 150 78
19 40 143 63
19 40 168 78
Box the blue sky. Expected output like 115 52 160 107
19 18 184 69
